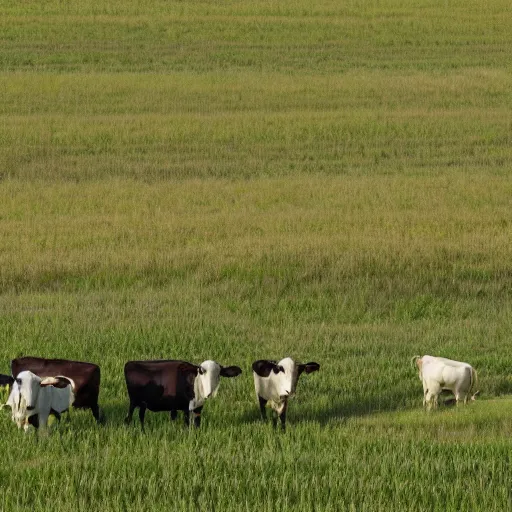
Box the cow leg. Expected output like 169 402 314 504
279 403 288 432
38 412 50 435
455 389 468 405
170 409 178 421
28 415 39 430
125 402 136 425
425 386 440 410
138 404 147 432
453 381 469 405
425 392 434 410
271 409 278 429
183 409 190 427
91 403 102 424
258 395 267 421
193 406 203 428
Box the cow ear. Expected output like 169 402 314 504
273 365 284 374
198 366 205 375
0 375 14 387
299 362 320 375
220 366 242 378
252 360 277 378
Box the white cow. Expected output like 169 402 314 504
252 357 320 430
412 355 478 409
6 371 75 432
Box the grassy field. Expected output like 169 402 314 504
1 0 512 510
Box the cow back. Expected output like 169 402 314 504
124 360 197 411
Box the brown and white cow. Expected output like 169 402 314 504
124 359 242 431
11 357 101 422
6 371 74 432
252 357 320 431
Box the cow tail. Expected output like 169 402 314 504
411 355 421 370
470 368 479 399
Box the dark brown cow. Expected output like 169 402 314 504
11 357 101 422
124 359 242 431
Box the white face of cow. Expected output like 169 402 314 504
16 371 40 408
10 371 40 427
275 357 299 398
195 360 222 401
253 358 320 408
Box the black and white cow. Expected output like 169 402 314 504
6 371 74 432
252 357 320 431
11 357 102 422
124 359 242 431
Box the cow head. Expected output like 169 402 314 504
14 371 40 411
282 358 320 397
7 371 41 428
253 358 320 399
195 360 242 401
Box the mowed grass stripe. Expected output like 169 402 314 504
0 0 510 73
1 68 511 180
1 174 511 292
1 70 510 115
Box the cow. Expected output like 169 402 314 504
252 357 320 431
6 371 74 432
11 357 101 423
124 359 242 431
412 355 479 409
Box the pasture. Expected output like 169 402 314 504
1 0 512 510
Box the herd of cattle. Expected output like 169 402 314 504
0 354 479 434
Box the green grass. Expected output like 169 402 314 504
1 175 512 510
1 0 512 509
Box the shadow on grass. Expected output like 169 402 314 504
99 401 198 433
238 388 446 428
98 402 129 426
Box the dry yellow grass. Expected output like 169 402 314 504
1 173 510 294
